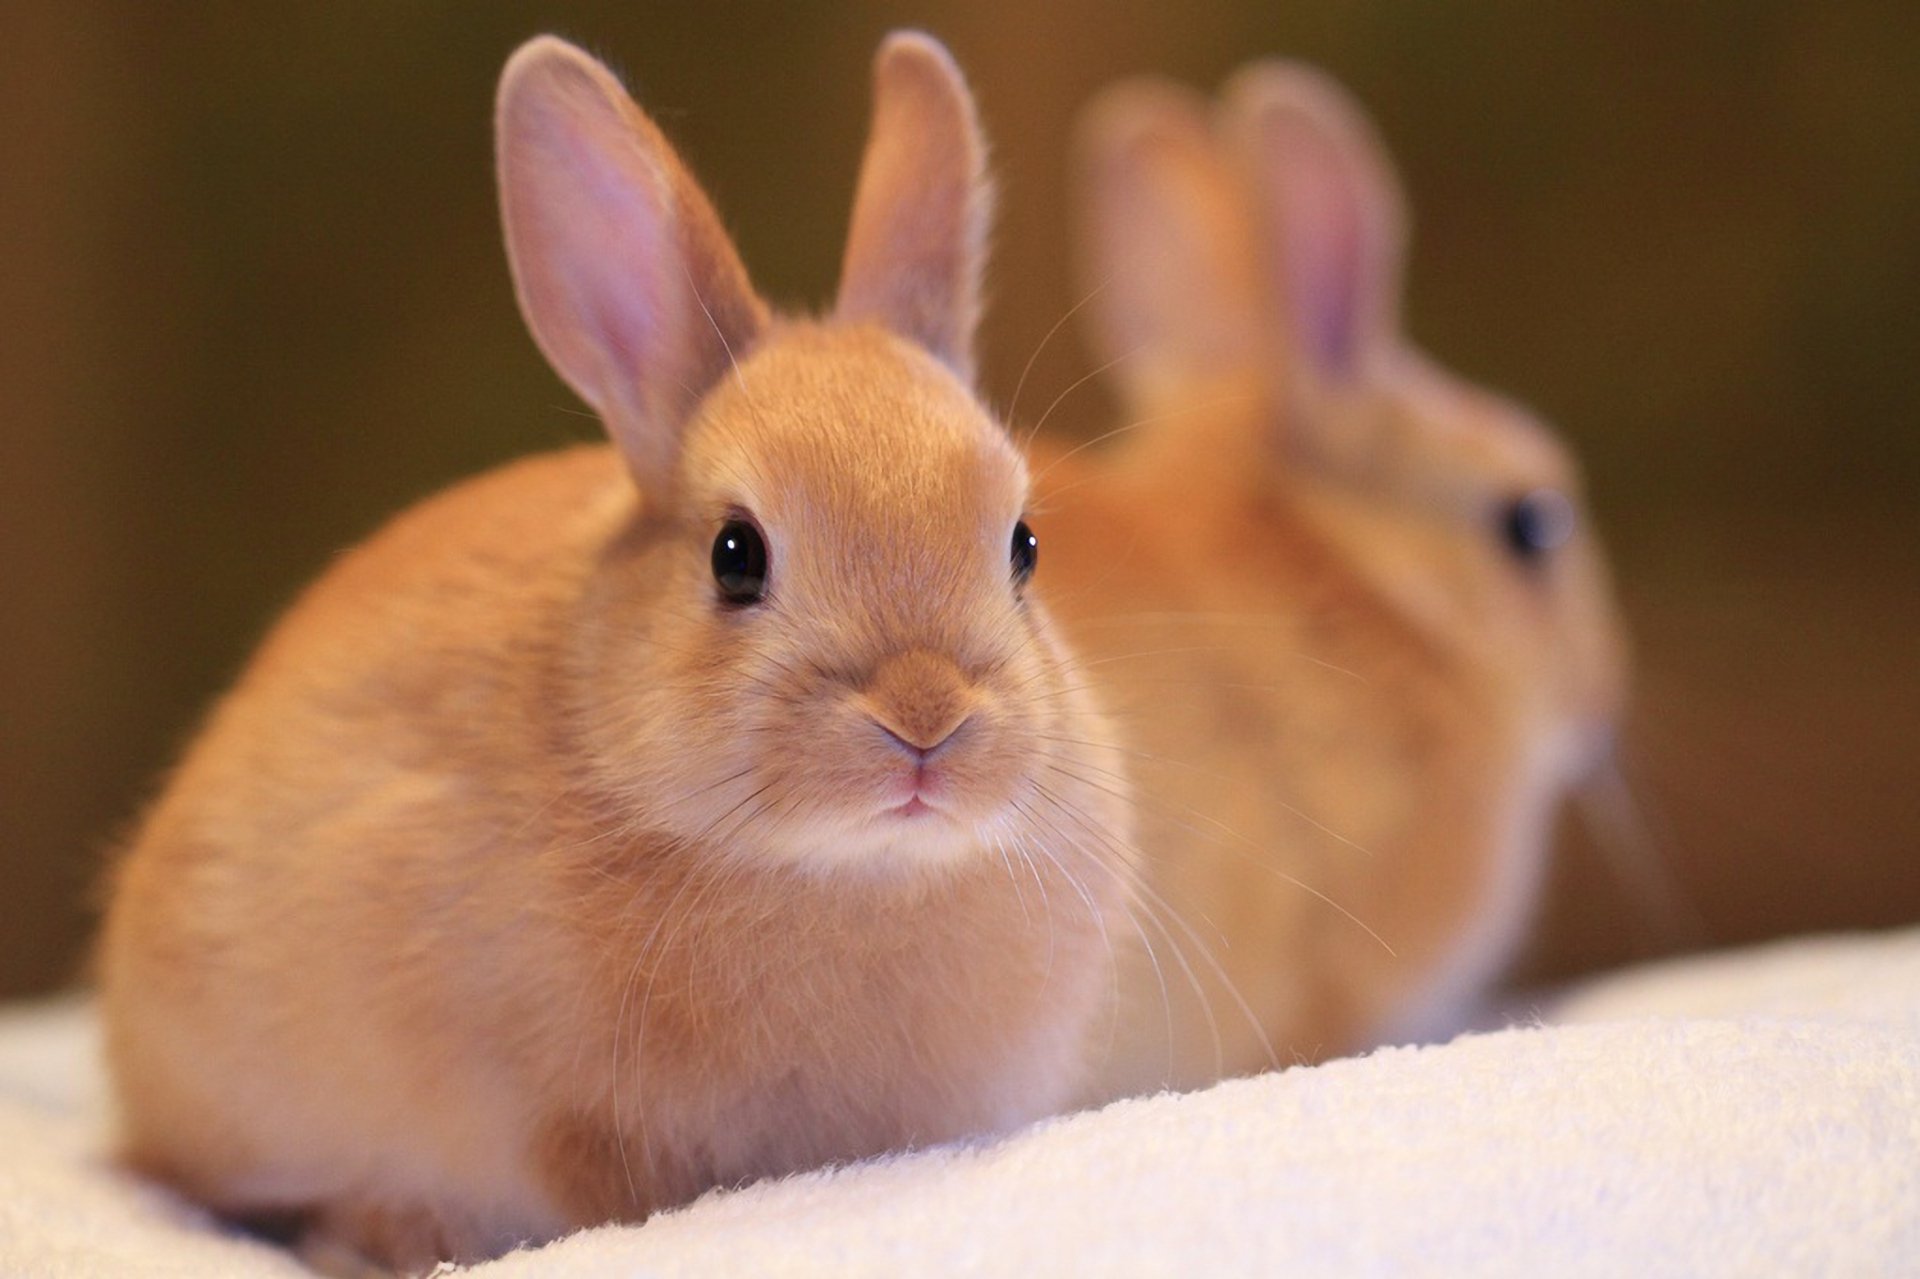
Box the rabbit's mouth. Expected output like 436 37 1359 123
877 750 958 819
871 772 968 835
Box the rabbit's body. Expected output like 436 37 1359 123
1040 69 1627 1095
1037 366 1606 1091
107 430 1113 1240
100 39 1132 1272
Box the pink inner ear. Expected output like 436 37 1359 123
506 98 678 428
577 160 675 400
584 286 654 397
1264 117 1371 379
1292 172 1364 374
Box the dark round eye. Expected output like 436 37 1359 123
1499 488 1575 563
712 519 769 604
1010 519 1038 586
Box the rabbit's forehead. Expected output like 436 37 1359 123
1376 373 1577 502
689 325 1027 541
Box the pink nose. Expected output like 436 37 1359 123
862 649 976 759
872 714 970 759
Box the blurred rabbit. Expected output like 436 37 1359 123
1034 62 1628 1096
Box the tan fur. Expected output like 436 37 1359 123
1039 64 1628 1096
838 35 992 381
97 35 1132 1273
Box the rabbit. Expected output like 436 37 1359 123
96 32 1136 1273
1030 63 1628 1099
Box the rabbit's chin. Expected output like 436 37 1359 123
746 800 1010 882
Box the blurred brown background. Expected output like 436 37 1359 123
3 1 1915 1001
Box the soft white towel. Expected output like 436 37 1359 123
2 930 1916 1277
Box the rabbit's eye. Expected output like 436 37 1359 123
712 519 769 604
1010 520 1038 587
1499 489 1574 564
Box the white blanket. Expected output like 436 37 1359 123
3 930 1916 1277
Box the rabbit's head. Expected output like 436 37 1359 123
498 36 1122 877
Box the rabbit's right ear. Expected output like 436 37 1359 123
1222 62 1407 383
497 37 768 500
1074 80 1267 412
836 33 992 385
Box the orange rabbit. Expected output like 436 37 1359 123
1035 64 1628 1098
98 34 1133 1272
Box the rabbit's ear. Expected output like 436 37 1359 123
497 37 768 498
835 32 992 384
1074 80 1267 411
1222 62 1407 382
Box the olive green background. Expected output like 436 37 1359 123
4 2 1916 1000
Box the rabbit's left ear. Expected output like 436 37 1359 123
1074 78 1269 414
1222 62 1408 381
496 36 768 500
835 32 993 384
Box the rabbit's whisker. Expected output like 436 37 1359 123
1575 749 1707 951
1029 392 1262 488
1044 759 1393 957
1008 275 1111 434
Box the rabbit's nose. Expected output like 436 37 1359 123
871 714 973 760
862 649 977 756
